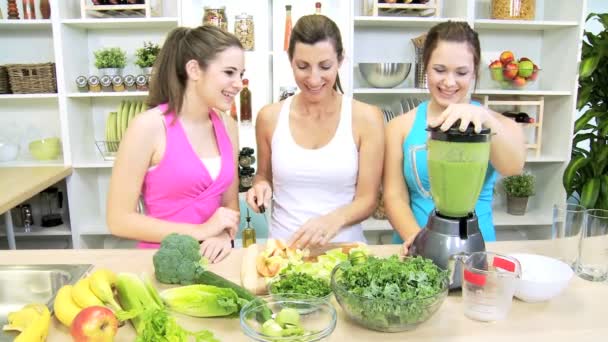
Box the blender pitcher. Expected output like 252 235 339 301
409 122 492 217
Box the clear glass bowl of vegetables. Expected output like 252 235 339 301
240 295 337 342
330 255 449 332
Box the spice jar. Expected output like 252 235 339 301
239 147 256 168
235 13 254 51
135 74 148 91
239 167 254 192
491 0 535 20
203 6 227 31
123 75 136 91
100 75 113 92
76 76 88 92
87 76 101 92
111 75 125 92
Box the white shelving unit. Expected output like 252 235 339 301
0 0 586 247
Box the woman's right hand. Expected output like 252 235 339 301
400 231 420 256
246 181 272 213
197 207 240 240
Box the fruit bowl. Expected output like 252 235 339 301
489 65 541 89
240 295 337 342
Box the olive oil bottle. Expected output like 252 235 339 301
242 208 256 247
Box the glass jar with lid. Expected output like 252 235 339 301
203 6 227 31
235 13 254 51
491 0 536 20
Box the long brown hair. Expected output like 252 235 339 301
422 21 481 89
147 25 243 115
288 14 344 93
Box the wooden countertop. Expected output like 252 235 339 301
0 166 72 214
1 240 606 341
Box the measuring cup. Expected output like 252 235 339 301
451 251 521 322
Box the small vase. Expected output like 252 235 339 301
141 67 153 76
506 195 529 216
98 68 123 77
39 0 51 19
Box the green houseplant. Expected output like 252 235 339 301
503 173 535 215
563 13 608 210
134 41 161 73
93 47 127 76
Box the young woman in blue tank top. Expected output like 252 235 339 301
383 22 526 251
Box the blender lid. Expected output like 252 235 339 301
427 120 491 142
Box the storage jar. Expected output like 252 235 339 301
491 0 536 20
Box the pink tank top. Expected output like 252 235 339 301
137 103 235 248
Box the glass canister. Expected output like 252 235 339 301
235 13 254 51
491 0 536 20
203 6 227 31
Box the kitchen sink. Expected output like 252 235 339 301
0 264 92 341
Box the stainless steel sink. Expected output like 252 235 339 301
0 264 92 341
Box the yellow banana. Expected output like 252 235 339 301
3 304 41 332
72 277 105 308
14 304 50 342
54 285 83 327
89 268 123 311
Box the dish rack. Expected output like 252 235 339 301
95 141 120 161
364 0 442 17
80 0 160 19
478 95 544 158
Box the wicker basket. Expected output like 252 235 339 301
0 66 9 94
6 63 57 94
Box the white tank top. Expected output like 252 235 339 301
270 95 366 243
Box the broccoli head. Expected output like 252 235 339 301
153 233 208 285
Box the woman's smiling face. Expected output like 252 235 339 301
290 40 342 102
426 40 476 108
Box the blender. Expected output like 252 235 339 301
407 122 492 289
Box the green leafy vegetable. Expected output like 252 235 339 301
334 255 448 329
270 273 331 298
153 233 209 285
160 284 248 318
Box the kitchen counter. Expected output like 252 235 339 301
0 166 72 249
0 240 606 341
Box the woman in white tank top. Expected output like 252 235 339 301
245 15 384 249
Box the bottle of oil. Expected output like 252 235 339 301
240 79 252 123
242 208 256 247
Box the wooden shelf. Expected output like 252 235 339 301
354 16 463 28
362 218 393 231
0 94 58 100
473 89 571 96
0 224 71 237
494 206 552 226
354 87 429 94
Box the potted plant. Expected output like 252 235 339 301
563 13 608 210
134 41 160 76
93 47 127 76
503 172 535 215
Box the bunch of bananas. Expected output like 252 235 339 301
54 268 123 328
2 303 51 342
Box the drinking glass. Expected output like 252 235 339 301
551 203 586 269
576 209 608 282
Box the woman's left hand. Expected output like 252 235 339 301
428 103 494 133
200 232 233 263
288 214 342 249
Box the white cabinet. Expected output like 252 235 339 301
0 0 586 247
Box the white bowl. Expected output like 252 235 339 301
510 253 573 303
0 142 19 162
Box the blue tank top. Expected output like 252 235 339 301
392 101 498 243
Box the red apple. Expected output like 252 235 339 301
512 76 527 88
489 60 504 81
70 306 118 342
500 51 515 65
527 64 540 81
503 62 519 80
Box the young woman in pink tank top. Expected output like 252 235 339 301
106 26 244 263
